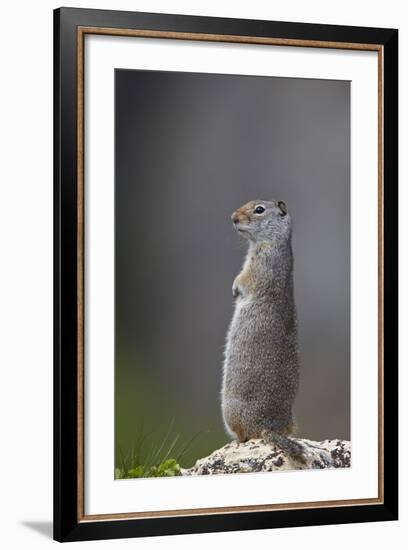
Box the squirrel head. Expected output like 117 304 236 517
231 200 292 243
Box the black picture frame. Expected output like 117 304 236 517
54 7 398 542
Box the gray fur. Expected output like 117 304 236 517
221 199 301 453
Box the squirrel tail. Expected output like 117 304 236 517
261 431 307 465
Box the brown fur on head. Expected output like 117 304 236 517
231 199 291 242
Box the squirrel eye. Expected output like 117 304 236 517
254 205 265 214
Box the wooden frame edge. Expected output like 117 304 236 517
77 26 85 521
76 25 385 523
377 45 385 504
78 26 383 51
79 497 383 523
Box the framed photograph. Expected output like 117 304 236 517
53 7 398 542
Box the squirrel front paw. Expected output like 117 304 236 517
232 285 240 299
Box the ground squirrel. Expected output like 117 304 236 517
221 199 305 463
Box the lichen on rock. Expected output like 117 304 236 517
182 438 351 476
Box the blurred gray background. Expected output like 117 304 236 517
115 69 350 469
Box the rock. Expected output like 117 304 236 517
182 438 351 475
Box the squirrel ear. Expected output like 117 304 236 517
277 200 287 216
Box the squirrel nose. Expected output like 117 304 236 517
231 212 240 224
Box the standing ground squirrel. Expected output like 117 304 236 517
221 199 305 462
